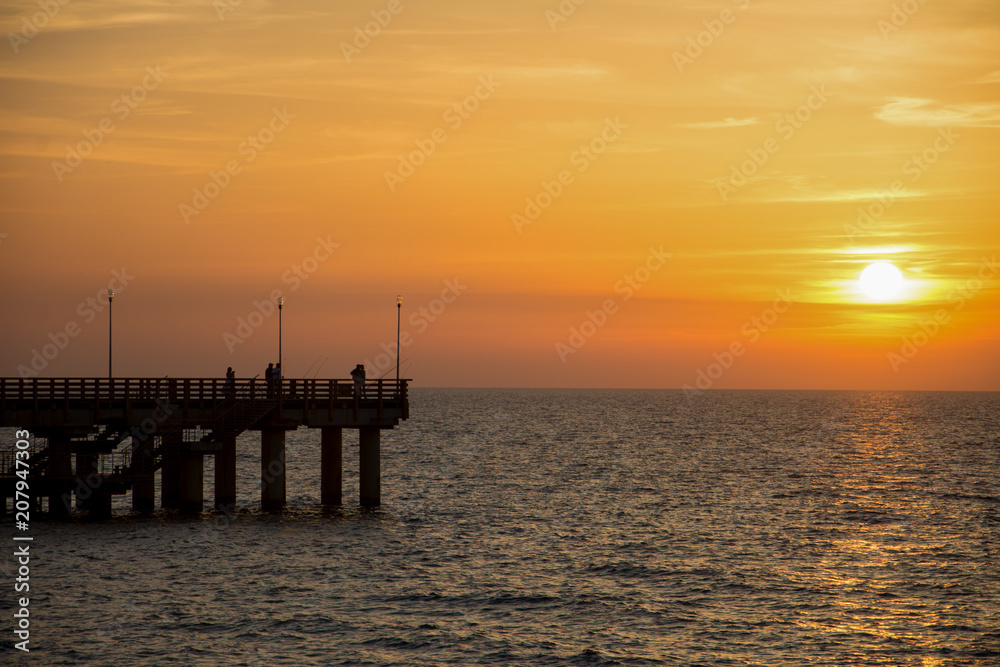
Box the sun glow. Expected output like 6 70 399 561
859 261 905 301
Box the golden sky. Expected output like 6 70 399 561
1 0 998 389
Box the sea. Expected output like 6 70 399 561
2 388 999 666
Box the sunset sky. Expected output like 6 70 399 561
1 0 997 390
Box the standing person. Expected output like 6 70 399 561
265 363 275 398
274 363 282 397
350 364 366 398
224 367 235 398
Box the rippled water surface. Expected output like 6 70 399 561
4 389 1000 665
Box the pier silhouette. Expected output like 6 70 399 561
0 376 410 517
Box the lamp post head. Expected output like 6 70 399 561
396 295 402 308
107 289 114 302
277 297 284 309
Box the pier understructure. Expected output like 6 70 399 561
0 377 409 517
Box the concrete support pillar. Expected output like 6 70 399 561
131 436 155 513
261 429 286 510
88 492 113 520
178 452 204 512
359 427 381 507
160 435 182 509
47 434 73 517
214 436 237 511
132 475 155 513
321 427 342 506
75 452 98 509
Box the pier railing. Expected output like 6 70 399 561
1 447 133 478
0 377 409 405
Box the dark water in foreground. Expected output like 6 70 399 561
2 389 999 666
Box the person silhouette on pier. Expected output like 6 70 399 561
274 363 282 397
351 364 366 399
265 363 275 398
224 367 235 398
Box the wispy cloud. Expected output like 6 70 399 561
677 117 761 129
874 97 1000 128
970 70 1000 84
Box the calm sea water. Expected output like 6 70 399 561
3 389 999 666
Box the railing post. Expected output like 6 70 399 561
304 380 311 424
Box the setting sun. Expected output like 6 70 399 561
859 261 905 301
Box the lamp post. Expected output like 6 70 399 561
107 289 114 379
396 295 402 383
277 297 284 374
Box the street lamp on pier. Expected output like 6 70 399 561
396 295 402 383
107 289 114 379
277 296 284 374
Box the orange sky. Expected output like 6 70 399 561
1 0 998 389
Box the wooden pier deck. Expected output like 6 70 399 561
0 377 410 517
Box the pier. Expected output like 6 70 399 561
0 377 410 517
